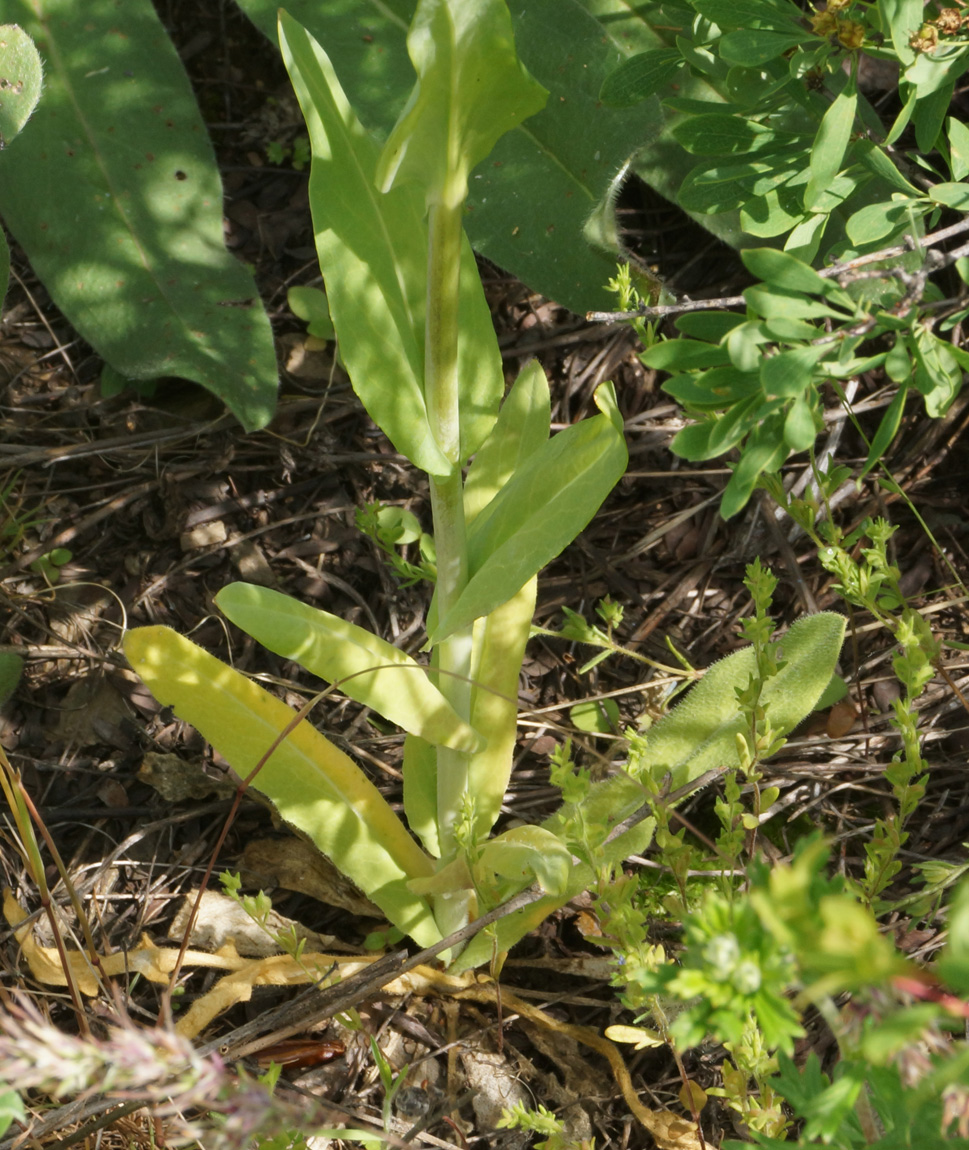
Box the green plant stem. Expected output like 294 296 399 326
425 200 463 466
426 198 473 858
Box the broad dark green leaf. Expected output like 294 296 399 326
238 0 662 314
0 0 278 431
599 49 684 107
672 113 775 156
431 383 627 641
719 30 804 66
691 0 801 31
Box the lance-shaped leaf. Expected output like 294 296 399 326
236 0 662 314
464 359 551 527
376 0 547 209
431 381 627 642
643 611 845 792
805 79 858 213
466 576 537 841
403 732 440 858
215 583 485 754
0 0 277 432
123 626 441 949
279 11 503 470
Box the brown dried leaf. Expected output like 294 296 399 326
138 752 235 802
241 835 381 917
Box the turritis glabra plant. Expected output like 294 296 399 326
124 0 845 970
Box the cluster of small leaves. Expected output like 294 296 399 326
265 135 311 171
764 491 935 906
600 0 969 264
637 246 966 517
219 871 307 962
355 502 436 587
497 1101 591 1150
726 1051 969 1149
628 886 804 1052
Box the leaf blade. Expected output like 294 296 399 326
215 583 485 753
432 382 627 641
123 626 441 947
0 0 277 431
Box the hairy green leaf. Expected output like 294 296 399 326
0 24 41 144
647 612 847 789
238 0 661 314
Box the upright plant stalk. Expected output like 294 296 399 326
426 197 473 858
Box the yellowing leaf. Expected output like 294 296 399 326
123 626 442 948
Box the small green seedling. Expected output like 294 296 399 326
29 548 72 586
